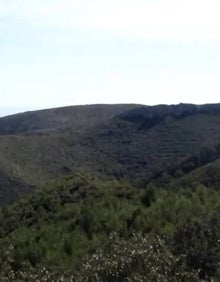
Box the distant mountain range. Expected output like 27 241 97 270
1 102 220 204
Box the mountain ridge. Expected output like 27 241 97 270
1 103 220 280
1 102 220 204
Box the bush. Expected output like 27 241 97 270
75 234 200 282
173 210 220 280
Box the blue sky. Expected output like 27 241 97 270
1 0 220 116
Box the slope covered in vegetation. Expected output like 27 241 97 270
2 103 220 204
0 171 220 281
0 103 220 281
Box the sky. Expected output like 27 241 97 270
1 0 220 116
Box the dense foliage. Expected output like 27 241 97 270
0 173 220 281
1 103 220 280
2 103 220 204
74 234 200 282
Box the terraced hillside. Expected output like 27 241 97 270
82 104 220 182
1 103 220 281
1 103 220 203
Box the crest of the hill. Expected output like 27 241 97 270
1 103 220 204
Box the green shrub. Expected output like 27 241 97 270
75 234 200 282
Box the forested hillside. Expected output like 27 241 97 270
0 103 220 281
1 103 220 204
0 171 220 281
